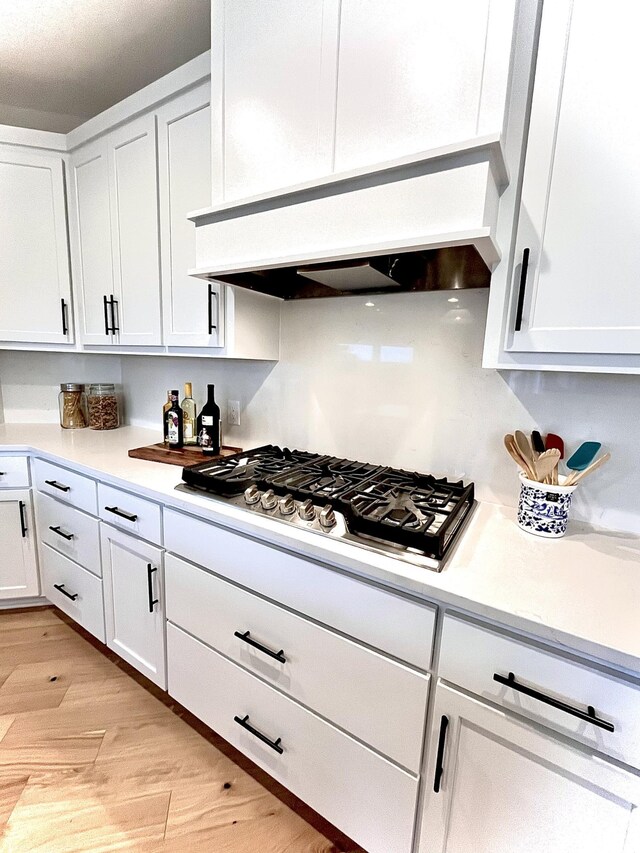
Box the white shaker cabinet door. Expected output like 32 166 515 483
0 490 38 599
213 0 337 201
509 0 640 354
334 0 517 172
107 113 162 346
0 148 72 343
418 684 640 853
69 137 115 345
157 84 224 347
100 524 166 688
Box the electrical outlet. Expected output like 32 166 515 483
228 400 240 426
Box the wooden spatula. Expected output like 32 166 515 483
565 452 611 486
504 435 535 479
514 430 537 480
534 448 561 483
545 433 565 484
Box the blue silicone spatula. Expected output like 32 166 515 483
566 442 602 475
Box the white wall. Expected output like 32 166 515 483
0 289 638 534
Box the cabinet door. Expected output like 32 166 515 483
157 85 224 347
334 0 517 172
0 490 38 599
100 524 165 688
419 684 640 853
213 0 337 201
0 148 72 343
69 137 115 345
509 0 640 354
107 114 162 346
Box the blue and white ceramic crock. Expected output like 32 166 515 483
517 473 577 538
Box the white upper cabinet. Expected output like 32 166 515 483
69 114 161 347
334 0 516 172
157 83 223 347
486 0 640 371
0 147 72 344
212 0 337 201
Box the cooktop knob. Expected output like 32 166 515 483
279 494 295 516
319 504 336 529
298 498 316 521
244 484 261 505
261 489 278 510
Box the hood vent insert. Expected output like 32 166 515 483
210 245 490 300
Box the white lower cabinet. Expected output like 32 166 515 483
167 621 418 853
41 544 105 641
419 683 640 853
100 524 166 688
0 489 38 599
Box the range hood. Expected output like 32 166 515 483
188 135 508 300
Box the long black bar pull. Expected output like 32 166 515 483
493 671 615 732
53 583 78 601
104 506 138 522
207 285 217 333
514 247 530 332
147 564 159 613
109 297 119 333
103 294 111 335
60 298 69 335
45 479 70 492
234 630 286 664
49 525 74 541
433 715 449 793
18 501 27 538
234 714 284 754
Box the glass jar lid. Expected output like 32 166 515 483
88 383 116 395
60 383 85 392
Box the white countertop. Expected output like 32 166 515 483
2 423 639 674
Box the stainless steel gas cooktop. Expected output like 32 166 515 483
176 445 475 571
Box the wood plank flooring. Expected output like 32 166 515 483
0 608 362 852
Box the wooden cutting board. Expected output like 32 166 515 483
128 443 242 467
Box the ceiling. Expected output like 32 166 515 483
0 0 211 133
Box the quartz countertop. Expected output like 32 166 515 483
2 423 639 674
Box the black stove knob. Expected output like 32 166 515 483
319 504 336 529
244 485 261 505
261 489 278 510
298 498 316 521
279 494 295 516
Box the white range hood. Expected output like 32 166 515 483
188 134 508 299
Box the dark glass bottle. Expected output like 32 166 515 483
197 384 221 455
166 390 184 449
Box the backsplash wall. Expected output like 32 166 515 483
0 289 638 533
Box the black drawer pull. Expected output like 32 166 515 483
433 715 449 793
233 630 286 664
18 501 28 538
207 284 217 333
514 247 530 332
105 506 138 522
45 479 70 492
60 298 69 335
493 671 615 732
49 525 74 541
147 564 159 613
103 294 111 335
233 714 283 754
109 296 119 333
53 583 78 601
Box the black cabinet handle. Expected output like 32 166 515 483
18 501 27 538
147 564 159 613
45 479 70 492
514 247 530 332
53 583 78 601
433 715 449 793
234 630 286 664
493 671 615 732
109 296 119 333
207 285 217 333
60 298 69 335
103 294 111 335
104 506 138 522
49 525 74 541
233 714 283 754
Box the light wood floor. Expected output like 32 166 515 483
0 608 359 852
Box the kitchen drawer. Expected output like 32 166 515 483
167 622 418 853
166 553 429 771
34 458 97 515
41 543 105 642
439 614 640 770
164 508 435 670
98 483 161 544
37 492 101 577
0 456 30 489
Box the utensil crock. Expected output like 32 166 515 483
517 473 577 538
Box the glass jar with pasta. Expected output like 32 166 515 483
87 383 120 430
58 384 88 429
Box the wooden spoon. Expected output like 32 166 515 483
565 452 611 486
533 448 561 483
504 434 535 479
514 430 537 480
